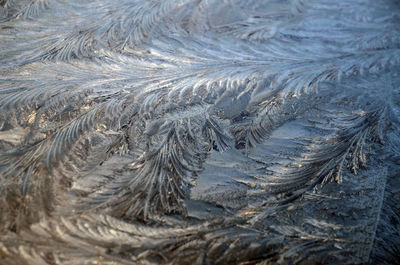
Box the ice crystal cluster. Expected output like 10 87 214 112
0 0 399 264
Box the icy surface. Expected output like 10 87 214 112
0 0 400 264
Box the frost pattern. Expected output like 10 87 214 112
0 0 400 264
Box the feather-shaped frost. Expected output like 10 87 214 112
0 0 400 264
